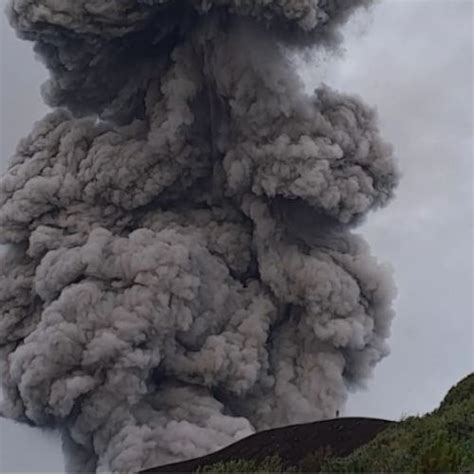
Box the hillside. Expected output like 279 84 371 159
317 373 474 473
141 418 392 473
141 373 473 473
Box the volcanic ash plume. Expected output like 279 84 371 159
0 1 399 472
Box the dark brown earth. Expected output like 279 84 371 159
140 417 394 473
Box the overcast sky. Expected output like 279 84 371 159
0 0 473 472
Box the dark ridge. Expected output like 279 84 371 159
140 417 394 473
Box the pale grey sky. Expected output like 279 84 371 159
1 0 473 472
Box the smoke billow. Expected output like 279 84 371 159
0 1 399 472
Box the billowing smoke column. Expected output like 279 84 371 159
0 1 399 472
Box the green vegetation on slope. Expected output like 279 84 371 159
197 455 294 473
197 373 474 473
321 375 474 473
439 373 474 410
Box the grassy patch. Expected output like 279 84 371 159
196 454 291 473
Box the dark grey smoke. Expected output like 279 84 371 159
0 1 399 472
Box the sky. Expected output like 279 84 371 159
0 0 473 472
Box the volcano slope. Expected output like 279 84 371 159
141 373 474 473
141 417 392 472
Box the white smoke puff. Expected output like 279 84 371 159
212 23 397 223
1 0 399 472
0 43 211 244
227 195 396 427
6 226 271 470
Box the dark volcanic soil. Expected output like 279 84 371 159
141 417 394 473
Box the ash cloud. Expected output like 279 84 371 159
1 1 398 472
